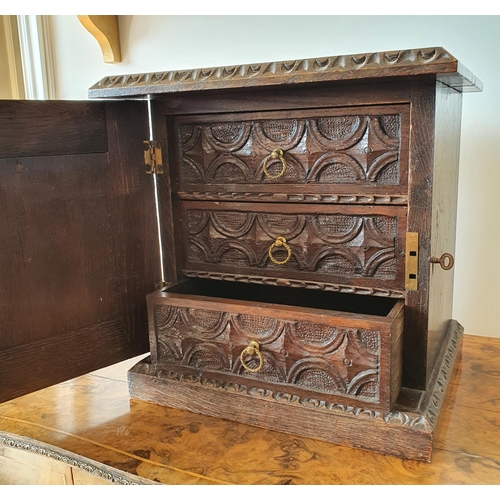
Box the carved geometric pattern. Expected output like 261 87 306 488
143 318 463 435
204 122 252 152
179 308 228 336
232 314 284 343
90 47 459 98
176 113 402 188
233 351 286 383
317 115 362 140
288 322 345 354
179 124 201 150
253 119 305 150
153 304 382 404
185 208 399 282
209 211 256 238
182 342 229 371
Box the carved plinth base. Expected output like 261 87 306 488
128 320 463 462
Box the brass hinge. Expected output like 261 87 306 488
405 232 419 291
155 280 167 290
143 140 164 175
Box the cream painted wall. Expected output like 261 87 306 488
0 20 12 98
0 17 24 99
49 15 500 338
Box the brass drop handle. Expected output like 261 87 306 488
268 236 292 265
430 253 454 270
263 148 287 179
240 341 263 373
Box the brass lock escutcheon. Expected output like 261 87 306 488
430 253 454 270
268 236 292 265
405 232 419 291
263 148 287 179
240 341 263 373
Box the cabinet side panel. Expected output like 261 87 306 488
390 302 405 408
404 82 436 389
150 100 178 285
427 84 463 376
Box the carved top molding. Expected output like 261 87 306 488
88 47 482 98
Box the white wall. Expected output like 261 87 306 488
0 19 14 98
0 16 24 99
49 15 500 338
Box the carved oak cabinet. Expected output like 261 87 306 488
0 48 481 461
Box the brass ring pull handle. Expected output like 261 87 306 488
240 341 263 373
263 149 287 179
430 253 454 270
268 236 292 265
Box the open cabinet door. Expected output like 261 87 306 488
0 100 161 402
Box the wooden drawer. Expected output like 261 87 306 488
174 105 409 204
181 201 407 297
148 279 404 412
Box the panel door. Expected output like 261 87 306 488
0 100 160 402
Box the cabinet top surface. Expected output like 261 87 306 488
88 46 482 99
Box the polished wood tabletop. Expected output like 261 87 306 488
1 334 499 485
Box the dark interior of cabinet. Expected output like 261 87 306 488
167 278 398 317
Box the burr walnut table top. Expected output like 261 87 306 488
1 334 499 485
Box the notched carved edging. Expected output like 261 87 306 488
421 320 464 429
130 360 431 432
178 192 409 205
89 47 460 97
0 432 150 485
182 270 405 298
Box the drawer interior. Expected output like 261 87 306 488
167 278 398 317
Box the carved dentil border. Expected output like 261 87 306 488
423 320 464 428
178 192 409 205
140 361 428 431
89 47 457 97
0 432 150 485
183 270 405 299
134 320 463 434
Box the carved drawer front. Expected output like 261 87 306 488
147 279 404 412
181 201 407 297
174 105 409 204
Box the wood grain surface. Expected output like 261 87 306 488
0 334 497 485
88 47 482 98
0 100 159 403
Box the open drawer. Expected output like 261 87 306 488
147 279 404 413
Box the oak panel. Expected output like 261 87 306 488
0 100 158 403
0 100 107 157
